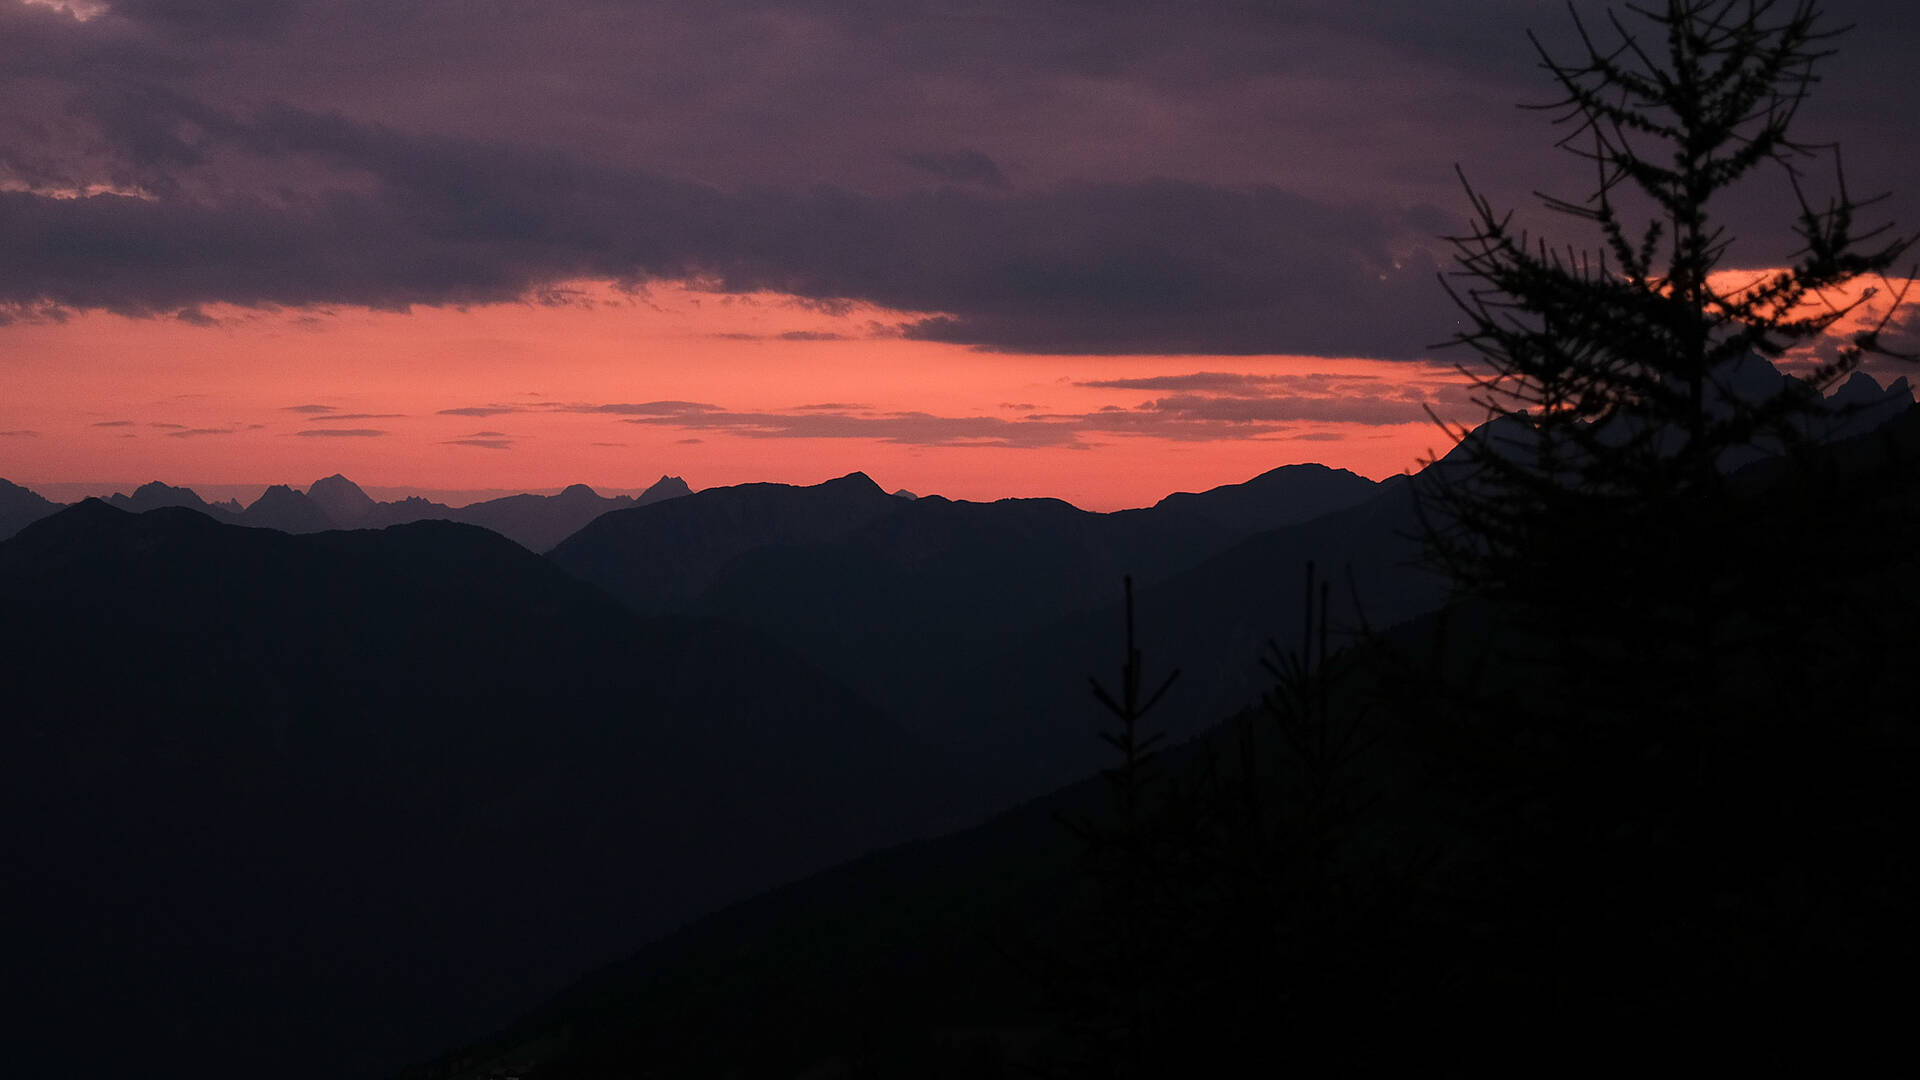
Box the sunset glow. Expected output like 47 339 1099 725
0 279 1477 510
2 0 1914 510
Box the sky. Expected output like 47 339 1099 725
3 0 1917 510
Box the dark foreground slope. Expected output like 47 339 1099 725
416 411 1920 1077
0 504 956 1080
553 466 1389 802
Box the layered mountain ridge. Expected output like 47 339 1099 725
4 355 1914 1079
0 472 693 546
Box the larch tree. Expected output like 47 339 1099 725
1419 0 1912 720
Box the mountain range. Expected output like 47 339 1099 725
0 457 1408 1078
401 372 1920 1077
0 473 693 548
1 360 1913 1077
0 502 956 1079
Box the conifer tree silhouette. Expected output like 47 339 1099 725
1404 1 1920 1036
1042 567 1425 1071
1047 575 1180 1078
1420 0 1912 720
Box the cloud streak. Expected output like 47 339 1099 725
602 368 1475 448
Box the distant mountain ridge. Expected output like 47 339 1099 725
0 472 694 549
550 461 1393 800
546 360 1919 798
410 380 1920 1080
6 357 1916 1079
0 477 62 542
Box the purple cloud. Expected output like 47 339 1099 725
901 149 1008 189
0 1 1910 358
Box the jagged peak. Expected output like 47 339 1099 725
1827 369 1915 408
109 481 213 511
132 480 196 497
1833 369 1882 391
641 474 691 495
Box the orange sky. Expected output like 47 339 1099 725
0 281 1470 510
3 1 1914 514
5 270 1909 511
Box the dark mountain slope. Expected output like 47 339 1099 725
373 474 690 550
548 471 902 611
0 503 956 1080
883 476 1444 796
239 481 338 532
105 478 238 517
402 756 1103 1080
0 476 61 540
449 483 634 552
407 426 1920 1079
557 465 1392 798
1125 461 1378 534
309 472 379 524
693 493 1208 701
42 474 693 548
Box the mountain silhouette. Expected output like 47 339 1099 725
549 471 903 611
238 481 338 532
0 477 62 540
555 462 1395 804
868 474 1441 797
106 478 237 517
308 472 379 524
636 473 692 503
12 472 695 549
0 501 956 1080
423 474 690 549
10 357 1911 1076
1129 461 1377 534
439 479 658 551
406 402 1920 1078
